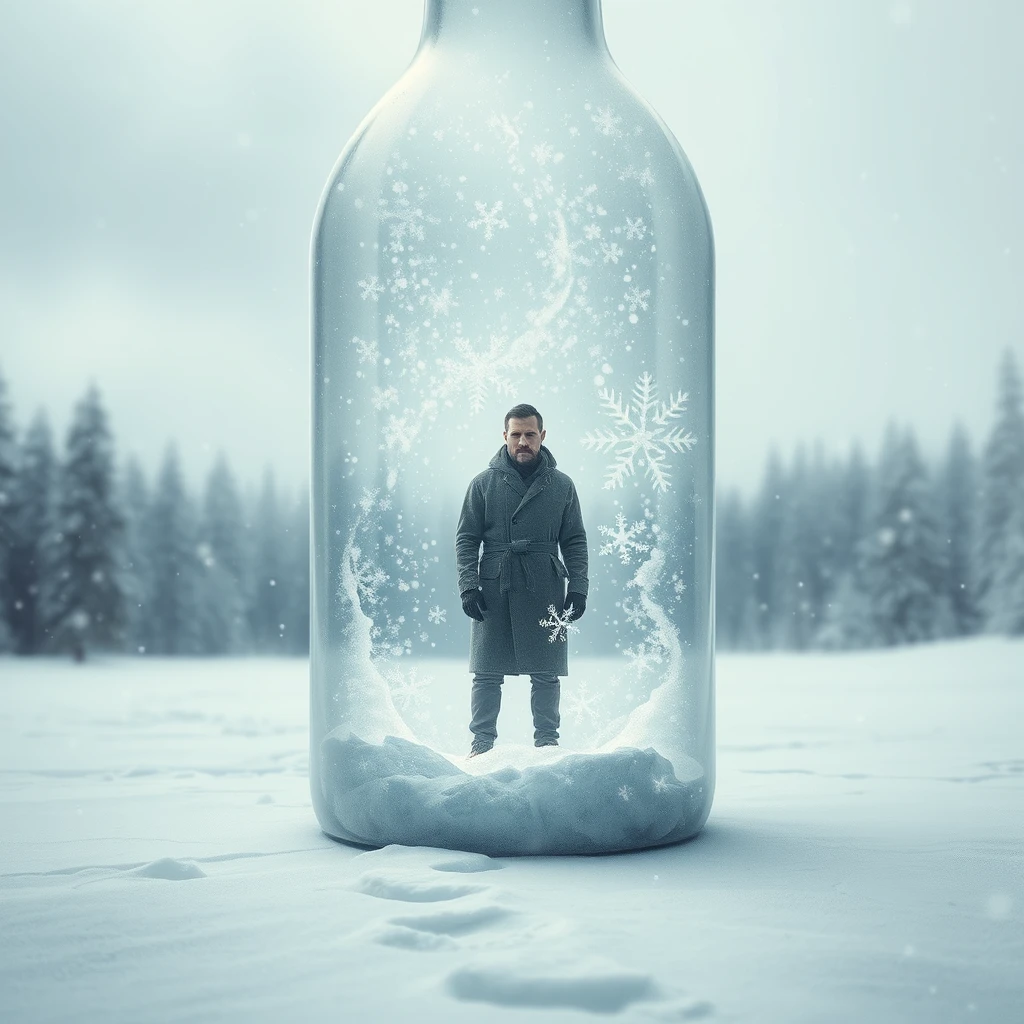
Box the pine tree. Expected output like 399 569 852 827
7 411 56 654
0 368 18 651
772 445 833 649
283 483 310 655
197 454 249 654
48 385 127 660
148 445 202 654
715 487 755 650
938 423 981 636
858 424 948 646
119 457 155 654
249 466 287 652
815 569 877 650
988 478 1024 635
978 349 1024 629
834 442 870 579
750 448 785 648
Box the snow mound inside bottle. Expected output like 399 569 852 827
320 731 705 856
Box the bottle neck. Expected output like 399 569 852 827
418 0 608 59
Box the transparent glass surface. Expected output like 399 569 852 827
310 0 715 854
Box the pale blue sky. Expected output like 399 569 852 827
1 0 1021 495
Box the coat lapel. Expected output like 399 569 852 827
494 446 554 516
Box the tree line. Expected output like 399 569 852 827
0 349 1021 660
717 349 1024 648
0 374 308 660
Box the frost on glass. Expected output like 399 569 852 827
311 0 714 854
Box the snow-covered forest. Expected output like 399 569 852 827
1 349 1022 661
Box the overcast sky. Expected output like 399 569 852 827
1 0 1021 498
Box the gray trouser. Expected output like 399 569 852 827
470 672 560 744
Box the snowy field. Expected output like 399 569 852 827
1 641 1022 1023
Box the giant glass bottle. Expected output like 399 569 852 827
311 0 715 854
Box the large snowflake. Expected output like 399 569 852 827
436 335 515 414
581 372 696 491
540 603 580 644
598 512 650 564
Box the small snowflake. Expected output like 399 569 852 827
427 605 447 625
382 412 420 454
540 603 580 643
598 512 650 564
371 385 399 410
357 276 385 301
358 487 380 514
622 597 648 628
427 287 456 315
624 217 647 240
562 681 602 724
600 242 624 264
623 640 664 677
653 776 671 793
531 142 555 165
383 665 434 711
583 223 602 241
619 165 656 188
618 785 632 802
350 335 379 364
350 547 389 606
468 200 509 240
624 285 651 314
592 106 622 136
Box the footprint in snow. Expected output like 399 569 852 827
370 924 459 952
389 903 514 937
445 954 661 1014
351 868 489 903
429 852 504 874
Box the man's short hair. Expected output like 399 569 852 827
504 404 543 433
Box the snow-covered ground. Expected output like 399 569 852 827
1 640 1021 1023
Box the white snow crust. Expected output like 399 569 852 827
1 640 1022 1022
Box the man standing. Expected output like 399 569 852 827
456 404 589 758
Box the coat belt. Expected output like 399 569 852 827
483 540 559 594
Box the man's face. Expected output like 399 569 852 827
504 416 546 464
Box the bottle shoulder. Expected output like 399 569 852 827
313 52 713 258
326 56 701 181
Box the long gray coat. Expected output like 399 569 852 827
456 445 589 676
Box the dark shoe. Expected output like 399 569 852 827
535 738 559 748
468 739 494 758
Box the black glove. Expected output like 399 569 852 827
461 589 487 622
563 592 587 622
